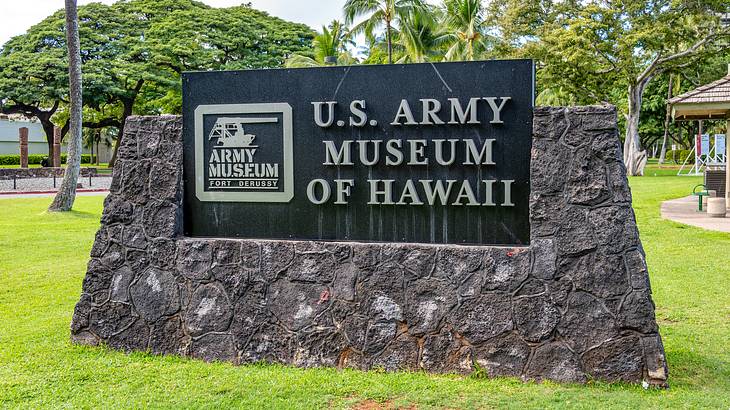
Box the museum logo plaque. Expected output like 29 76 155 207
194 103 294 202
183 60 534 244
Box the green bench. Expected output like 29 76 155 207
692 184 716 211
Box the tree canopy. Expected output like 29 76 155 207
1 0 728 174
0 0 313 163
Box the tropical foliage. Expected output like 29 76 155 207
285 20 357 67
298 0 730 175
1 0 729 174
0 0 313 165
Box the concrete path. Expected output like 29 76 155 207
0 176 111 192
660 195 730 233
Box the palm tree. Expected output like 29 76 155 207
535 86 574 106
285 20 356 67
395 8 446 63
344 0 427 64
49 0 83 212
440 0 489 61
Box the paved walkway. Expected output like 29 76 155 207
660 195 730 233
0 176 111 193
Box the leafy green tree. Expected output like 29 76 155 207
360 37 391 64
0 9 69 156
498 0 730 175
440 0 489 61
0 2 155 160
285 21 356 67
0 0 313 166
344 0 427 64
535 86 574 106
394 7 445 63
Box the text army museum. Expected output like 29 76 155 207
182 60 534 244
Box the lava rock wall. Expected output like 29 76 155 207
71 106 668 386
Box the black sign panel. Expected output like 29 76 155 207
183 60 533 245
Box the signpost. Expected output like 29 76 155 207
701 134 710 158
182 61 534 244
715 134 726 162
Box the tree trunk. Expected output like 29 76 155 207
36 107 60 159
49 0 83 212
386 19 393 64
40 120 56 158
658 74 674 164
623 80 650 176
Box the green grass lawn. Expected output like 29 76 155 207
0 175 728 408
643 159 689 177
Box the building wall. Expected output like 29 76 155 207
0 118 113 162
0 118 50 155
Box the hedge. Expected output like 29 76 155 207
0 154 93 166
666 149 694 164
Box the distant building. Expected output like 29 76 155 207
0 115 49 155
0 114 113 162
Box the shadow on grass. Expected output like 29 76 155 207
665 348 730 390
40 208 102 220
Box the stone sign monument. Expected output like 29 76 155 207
71 60 668 387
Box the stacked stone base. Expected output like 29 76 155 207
71 109 669 386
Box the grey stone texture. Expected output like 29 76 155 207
71 108 668 387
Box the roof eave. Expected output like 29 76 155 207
671 101 730 120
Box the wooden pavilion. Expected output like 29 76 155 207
669 66 730 206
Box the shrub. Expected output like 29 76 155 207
667 149 694 164
0 154 93 165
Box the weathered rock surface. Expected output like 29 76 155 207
70 108 668 387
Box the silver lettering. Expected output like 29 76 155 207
420 180 456 205
448 97 480 124
407 139 428 165
385 139 404 165
349 100 367 127
307 179 331 204
452 180 480 206
323 140 353 165
312 101 336 127
502 180 514 206
483 97 510 124
464 139 495 165
368 179 395 204
357 140 381 166
334 179 354 204
482 180 496 206
391 99 417 125
420 98 444 125
396 180 424 205
433 139 458 165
